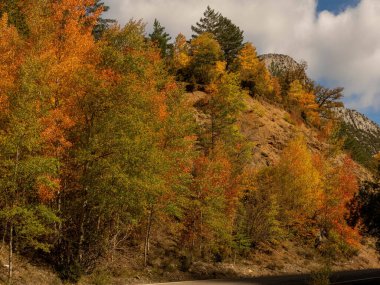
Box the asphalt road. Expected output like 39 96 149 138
148 269 380 285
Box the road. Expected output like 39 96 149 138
148 269 380 285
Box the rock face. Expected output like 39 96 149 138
259 53 303 72
334 108 380 164
335 108 380 138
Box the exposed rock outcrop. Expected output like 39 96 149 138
259 53 303 73
334 107 380 140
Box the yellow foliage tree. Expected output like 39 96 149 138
189 32 225 86
173 33 190 71
233 43 278 98
0 14 23 115
273 136 322 223
288 80 320 125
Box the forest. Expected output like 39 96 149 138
0 0 379 283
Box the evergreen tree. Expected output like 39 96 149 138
149 19 172 57
216 16 244 65
192 6 244 66
191 6 221 36
88 0 116 40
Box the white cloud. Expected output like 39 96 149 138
104 0 380 116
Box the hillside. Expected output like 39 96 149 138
259 53 380 170
2 94 379 285
189 91 372 180
1 3 380 285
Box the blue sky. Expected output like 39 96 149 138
104 0 380 125
317 0 360 14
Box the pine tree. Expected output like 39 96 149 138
192 6 244 66
215 16 244 65
191 6 221 36
149 19 172 57
89 0 116 40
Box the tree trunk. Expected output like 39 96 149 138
144 208 153 267
8 223 13 284
78 199 88 263
199 210 203 257
8 147 19 284
1 222 7 250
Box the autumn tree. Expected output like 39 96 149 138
287 80 320 125
272 136 322 227
189 32 223 86
232 43 279 99
316 155 360 255
171 33 191 81
0 0 29 36
0 12 60 282
237 167 282 246
268 59 309 97
12 0 107 280
51 19 198 275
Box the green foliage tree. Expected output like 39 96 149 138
149 19 172 58
195 72 245 151
49 20 197 277
88 0 116 40
192 6 244 66
181 72 251 260
191 6 221 36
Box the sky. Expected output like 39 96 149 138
103 0 380 124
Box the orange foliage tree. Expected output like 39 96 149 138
316 155 360 250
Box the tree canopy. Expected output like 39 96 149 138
192 6 244 66
149 19 172 57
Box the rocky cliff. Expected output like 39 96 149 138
334 108 380 167
334 108 380 140
259 53 302 72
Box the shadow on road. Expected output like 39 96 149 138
153 269 380 285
